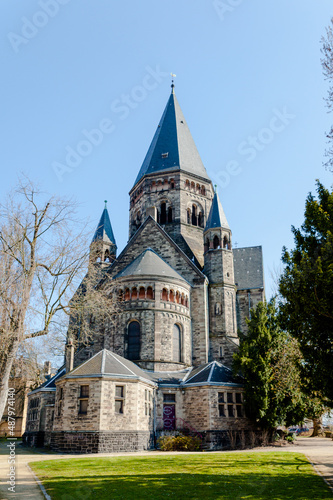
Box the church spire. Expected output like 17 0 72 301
205 190 230 231
90 202 117 265
133 89 210 187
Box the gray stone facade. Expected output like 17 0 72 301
24 88 265 453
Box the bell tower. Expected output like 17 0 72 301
204 189 239 364
129 84 214 267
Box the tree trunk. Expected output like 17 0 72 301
312 416 323 437
0 337 20 422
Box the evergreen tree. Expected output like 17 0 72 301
233 300 306 430
279 181 333 405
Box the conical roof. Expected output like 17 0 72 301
92 204 116 245
115 248 188 283
133 90 210 186
205 191 230 230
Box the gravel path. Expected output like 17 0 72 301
0 437 332 499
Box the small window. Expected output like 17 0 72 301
218 393 225 417
115 385 125 414
235 393 242 404
227 404 234 418
161 152 169 158
227 392 233 403
163 393 176 403
80 385 89 398
236 405 243 418
79 399 88 414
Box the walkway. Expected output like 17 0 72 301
0 437 332 499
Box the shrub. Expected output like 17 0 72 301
158 434 202 451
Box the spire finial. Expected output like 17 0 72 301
214 184 217 193
104 200 107 209
171 73 176 94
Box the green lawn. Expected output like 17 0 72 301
29 452 332 500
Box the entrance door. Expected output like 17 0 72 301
163 404 176 430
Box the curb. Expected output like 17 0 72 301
26 464 51 500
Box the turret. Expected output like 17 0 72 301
89 201 117 266
204 189 238 364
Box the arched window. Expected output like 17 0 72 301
173 324 182 362
196 183 200 192
180 294 185 305
187 209 191 224
223 236 229 249
204 238 210 253
132 287 138 300
169 290 175 302
213 235 220 249
168 207 173 223
128 321 140 360
185 296 189 308
162 288 168 301
175 291 180 304
185 179 190 189
201 185 206 195
190 181 195 191
104 250 110 262
139 287 145 299
198 212 204 228
147 287 154 300
160 202 167 224
124 288 130 300
192 205 198 226
170 179 175 189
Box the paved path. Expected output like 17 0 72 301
0 437 332 499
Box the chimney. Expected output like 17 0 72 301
44 361 51 379
66 340 74 373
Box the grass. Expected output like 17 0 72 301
29 452 333 500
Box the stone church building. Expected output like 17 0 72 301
24 85 265 452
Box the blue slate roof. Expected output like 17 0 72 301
133 90 210 186
184 361 237 385
205 191 230 230
233 246 265 290
114 248 188 283
92 206 116 245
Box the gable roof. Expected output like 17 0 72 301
114 248 188 283
233 246 264 290
133 90 210 187
105 216 206 284
205 191 230 231
62 349 155 385
92 205 116 246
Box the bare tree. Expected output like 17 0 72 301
0 177 91 421
321 17 333 171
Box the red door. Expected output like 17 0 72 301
163 404 176 430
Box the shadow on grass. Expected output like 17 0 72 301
31 463 332 500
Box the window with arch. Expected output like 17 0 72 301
132 287 138 300
162 288 168 301
168 207 173 223
124 288 130 301
173 324 182 362
213 235 220 249
185 179 190 189
198 212 204 228
180 294 185 305
187 209 191 224
196 183 200 193
127 321 140 360
170 179 175 189
223 236 230 249
201 185 206 195
190 181 195 191
147 287 154 300
169 290 175 302
175 291 180 304
160 202 167 224
192 205 198 226
139 287 145 299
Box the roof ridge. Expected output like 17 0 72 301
108 351 137 376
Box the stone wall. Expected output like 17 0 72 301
51 430 154 453
236 288 265 335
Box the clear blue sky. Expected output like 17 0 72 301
1 0 333 298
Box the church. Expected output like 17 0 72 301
24 83 265 453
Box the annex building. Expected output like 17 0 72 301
24 84 265 452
